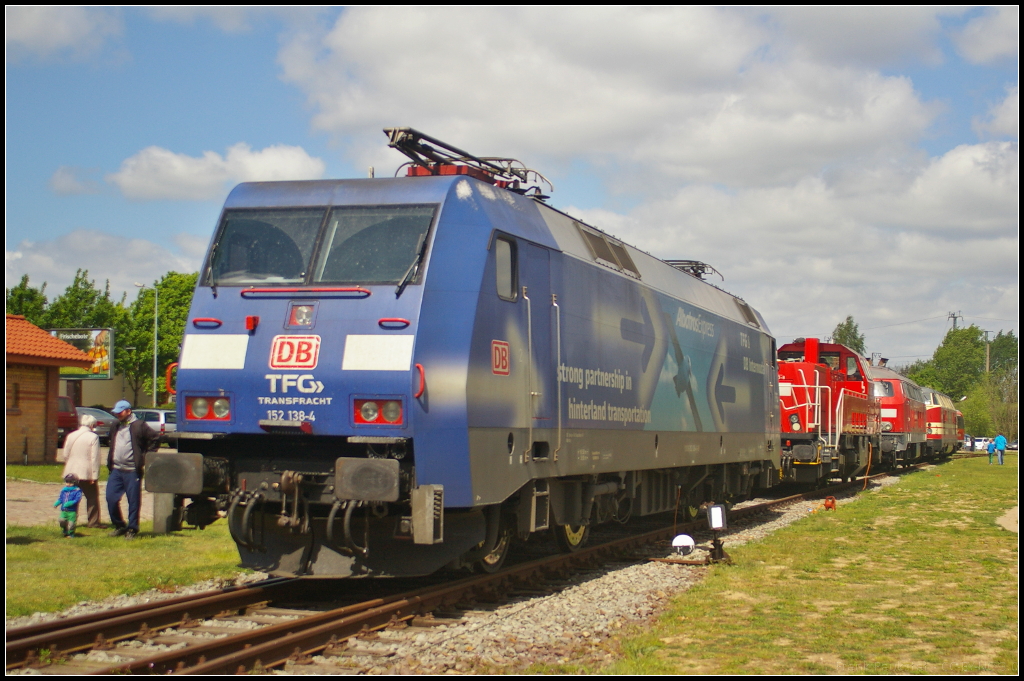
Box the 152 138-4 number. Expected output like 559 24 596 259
266 410 316 421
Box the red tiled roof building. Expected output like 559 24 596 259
6 314 92 463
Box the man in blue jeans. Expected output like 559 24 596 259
994 433 1007 466
106 400 159 540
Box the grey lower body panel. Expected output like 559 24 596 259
232 504 486 577
468 426 779 506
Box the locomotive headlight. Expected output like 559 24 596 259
382 400 402 423
191 397 209 419
289 304 315 327
360 401 379 422
788 414 801 431
882 422 893 432
213 398 231 419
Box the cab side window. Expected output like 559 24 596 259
495 237 517 301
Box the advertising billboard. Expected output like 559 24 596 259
49 328 114 379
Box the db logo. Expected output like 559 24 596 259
270 335 321 369
491 340 510 376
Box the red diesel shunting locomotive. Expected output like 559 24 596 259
776 338 880 485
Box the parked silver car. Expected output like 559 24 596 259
76 407 119 445
133 409 178 445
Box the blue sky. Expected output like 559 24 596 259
5 7 1018 361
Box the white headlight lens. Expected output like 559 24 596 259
191 398 209 419
360 401 379 422
382 401 402 423
213 398 231 418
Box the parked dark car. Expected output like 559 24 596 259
76 407 119 446
56 396 78 447
133 409 178 445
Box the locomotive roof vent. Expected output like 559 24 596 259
384 127 554 199
665 260 723 281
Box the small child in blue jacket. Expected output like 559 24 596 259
55 473 84 537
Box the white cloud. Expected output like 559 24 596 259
49 166 102 195
278 7 938 190
566 141 1018 359
974 85 1019 139
267 7 1017 358
106 143 327 201
6 230 202 300
766 6 956 67
953 6 1019 64
5 6 121 61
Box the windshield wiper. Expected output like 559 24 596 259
205 242 219 297
395 232 428 299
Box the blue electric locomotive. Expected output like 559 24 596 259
148 129 781 576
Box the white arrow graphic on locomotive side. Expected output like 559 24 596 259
714 364 737 421
619 297 655 372
663 312 703 432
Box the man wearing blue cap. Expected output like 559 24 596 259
106 400 159 540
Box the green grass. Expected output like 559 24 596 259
5 522 247 617
7 464 110 484
597 455 1019 675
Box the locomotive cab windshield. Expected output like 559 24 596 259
204 204 437 287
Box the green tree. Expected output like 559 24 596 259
931 325 986 400
126 272 198 405
5 274 48 325
988 330 1018 373
831 315 866 355
959 383 994 437
41 269 126 330
903 358 940 390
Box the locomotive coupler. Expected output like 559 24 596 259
276 471 309 532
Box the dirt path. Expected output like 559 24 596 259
6 479 155 528
996 506 1018 533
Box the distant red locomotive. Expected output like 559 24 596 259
920 387 960 457
776 338 880 485
865 364 927 467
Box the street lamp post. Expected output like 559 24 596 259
135 282 158 408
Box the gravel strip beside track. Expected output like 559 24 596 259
274 475 907 674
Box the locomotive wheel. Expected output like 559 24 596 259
553 524 590 553
475 526 513 574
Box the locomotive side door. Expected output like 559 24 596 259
518 240 554 460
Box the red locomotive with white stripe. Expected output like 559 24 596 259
776 338 881 485
865 364 927 467
920 387 960 457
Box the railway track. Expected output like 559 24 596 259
6 469 916 675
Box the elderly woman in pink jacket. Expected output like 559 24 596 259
60 413 104 528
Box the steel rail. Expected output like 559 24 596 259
5 577 299 669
